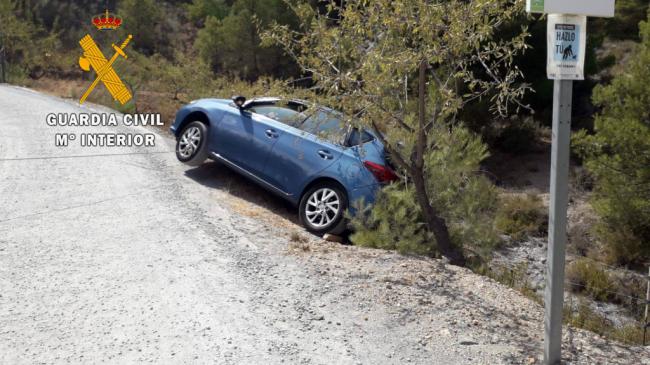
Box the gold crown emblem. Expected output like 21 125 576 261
92 9 122 31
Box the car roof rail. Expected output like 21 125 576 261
242 97 281 109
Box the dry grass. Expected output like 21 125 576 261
565 299 646 346
287 242 311 252
230 199 263 218
289 231 308 243
566 258 615 302
495 193 548 242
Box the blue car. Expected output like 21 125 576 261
170 96 397 235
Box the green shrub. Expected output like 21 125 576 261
565 299 645 345
493 118 542 154
495 194 547 241
573 11 650 266
611 324 645 345
608 271 647 318
597 225 647 267
565 300 611 336
566 258 614 302
349 173 500 259
567 258 646 320
349 185 435 256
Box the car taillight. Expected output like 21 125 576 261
363 160 398 183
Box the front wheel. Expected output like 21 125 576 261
176 121 209 166
299 182 348 235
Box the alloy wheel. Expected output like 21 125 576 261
305 188 340 228
179 126 201 158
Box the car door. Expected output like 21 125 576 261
262 109 345 198
212 108 279 178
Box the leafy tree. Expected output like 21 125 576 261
194 0 297 80
0 0 35 60
148 51 215 101
596 0 649 41
12 0 103 46
0 0 59 79
186 0 231 22
264 0 530 264
118 0 162 56
574 11 650 266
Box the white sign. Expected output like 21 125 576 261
547 14 587 80
527 0 615 18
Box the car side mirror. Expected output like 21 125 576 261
232 95 246 109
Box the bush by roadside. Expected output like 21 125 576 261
573 11 650 267
565 299 645 345
495 194 547 242
490 118 547 155
567 258 647 317
566 258 615 302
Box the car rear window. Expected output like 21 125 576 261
347 128 375 146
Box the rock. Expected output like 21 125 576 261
459 337 478 345
323 234 344 243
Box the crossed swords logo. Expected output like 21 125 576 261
78 34 133 105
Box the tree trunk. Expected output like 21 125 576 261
414 60 465 266
411 169 465 266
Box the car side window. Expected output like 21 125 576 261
248 105 306 127
299 110 346 144
347 128 375 146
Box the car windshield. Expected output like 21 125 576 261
299 109 347 144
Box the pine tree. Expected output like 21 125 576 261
194 0 297 80
118 0 162 56
574 11 650 266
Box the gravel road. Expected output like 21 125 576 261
0 85 648 364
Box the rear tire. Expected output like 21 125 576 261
176 121 209 166
299 182 348 236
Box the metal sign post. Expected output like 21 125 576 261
1 47 6 84
544 15 585 364
643 267 650 346
527 1 616 363
0 31 5 84
544 79 572 364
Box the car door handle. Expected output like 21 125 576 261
318 150 333 160
265 129 278 138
